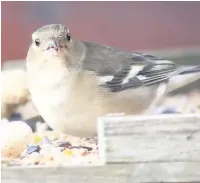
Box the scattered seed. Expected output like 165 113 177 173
56 141 71 147
25 145 41 155
69 146 93 151
63 149 73 156
34 135 42 144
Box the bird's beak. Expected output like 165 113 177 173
44 40 60 56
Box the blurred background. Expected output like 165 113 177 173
2 1 200 66
1 1 200 125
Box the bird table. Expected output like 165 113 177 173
2 113 200 183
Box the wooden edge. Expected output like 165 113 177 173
98 113 200 126
98 117 106 165
98 113 200 163
2 162 200 182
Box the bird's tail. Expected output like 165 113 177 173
167 65 200 93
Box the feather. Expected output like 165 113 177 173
82 42 200 92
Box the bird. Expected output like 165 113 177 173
26 24 200 137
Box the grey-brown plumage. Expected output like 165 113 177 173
26 24 200 137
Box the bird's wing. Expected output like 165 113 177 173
82 42 178 92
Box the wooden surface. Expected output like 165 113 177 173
2 114 200 183
98 114 200 163
2 163 200 183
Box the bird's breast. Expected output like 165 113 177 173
28 70 101 116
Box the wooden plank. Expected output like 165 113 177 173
2 162 200 183
98 114 200 163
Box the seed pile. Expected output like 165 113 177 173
1 131 99 167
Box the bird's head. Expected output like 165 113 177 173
26 24 85 71
31 24 73 57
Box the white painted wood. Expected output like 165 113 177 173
98 114 200 163
2 162 200 183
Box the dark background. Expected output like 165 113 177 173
2 1 200 64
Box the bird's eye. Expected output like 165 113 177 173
35 39 40 47
66 33 71 42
